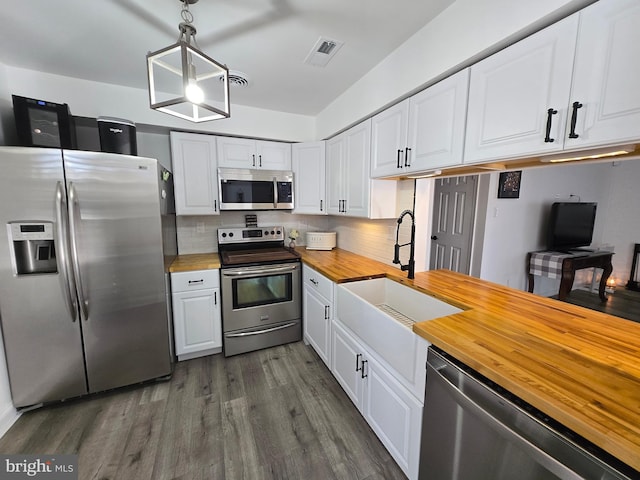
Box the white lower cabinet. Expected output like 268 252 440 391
332 320 422 480
302 265 333 367
363 353 422 480
171 269 222 361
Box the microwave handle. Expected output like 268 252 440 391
273 177 278 208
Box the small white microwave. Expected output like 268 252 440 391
218 168 294 210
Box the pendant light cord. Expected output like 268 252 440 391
177 0 200 49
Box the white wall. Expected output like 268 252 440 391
478 162 615 295
601 159 640 284
2 66 316 143
316 0 594 139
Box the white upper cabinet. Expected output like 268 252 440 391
170 131 219 216
343 121 371 217
216 137 254 169
464 15 579 163
255 140 292 170
371 69 469 178
327 120 396 218
217 137 292 170
370 100 410 177
292 141 326 215
566 0 640 150
326 135 344 215
406 69 469 172
465 0 640 164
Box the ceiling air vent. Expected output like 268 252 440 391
304 36 344 67
221 70 250 87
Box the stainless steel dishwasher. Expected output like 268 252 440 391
419 347 637 480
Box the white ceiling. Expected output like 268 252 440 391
0 0 455 116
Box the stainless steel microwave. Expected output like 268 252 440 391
218 168 294 210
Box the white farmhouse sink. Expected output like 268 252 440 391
336 278 461 394
340 278 461 327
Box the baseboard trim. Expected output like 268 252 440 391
0 402 20 439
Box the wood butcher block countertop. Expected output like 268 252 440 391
169 253 221 272
296 247 640 472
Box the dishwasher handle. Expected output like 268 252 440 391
427 360 584 480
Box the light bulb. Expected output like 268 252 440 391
185 81 204 104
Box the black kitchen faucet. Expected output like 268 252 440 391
393 209 415 279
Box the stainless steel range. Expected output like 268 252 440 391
218 226 301 357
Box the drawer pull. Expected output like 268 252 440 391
310 278 318 286
188 279 204 284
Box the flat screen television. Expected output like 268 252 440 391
547 202 597 251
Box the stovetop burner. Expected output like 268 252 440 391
218 226 300 267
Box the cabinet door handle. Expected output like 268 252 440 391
361 359 368 379
252 154 256 167
356 353 362 372
214 199 217 212
568 101 583 139
320 199 323 211
324 305 329 319
544 108 558 143
259 155 262 167
405 147 411 167
214 291 217 305
397 149 403 168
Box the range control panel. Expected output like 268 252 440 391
218 226 285 244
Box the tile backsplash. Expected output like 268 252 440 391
177 212 330 254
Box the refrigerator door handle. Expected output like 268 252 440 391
55 182 78 322
68 182 89 321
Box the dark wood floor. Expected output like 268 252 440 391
561 288 640 323
0 342 407 480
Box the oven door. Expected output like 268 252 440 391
221 262 301 332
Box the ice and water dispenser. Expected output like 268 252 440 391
8 222 57 275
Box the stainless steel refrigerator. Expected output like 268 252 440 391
0 147 175 409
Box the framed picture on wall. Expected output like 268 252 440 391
498 171 522 198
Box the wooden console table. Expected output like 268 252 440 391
527 251 613 302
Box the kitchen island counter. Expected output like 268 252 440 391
296 247 640 472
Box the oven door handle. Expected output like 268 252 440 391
222 264 299 277
225 322 298 338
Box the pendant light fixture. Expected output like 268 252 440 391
147 0 230 122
